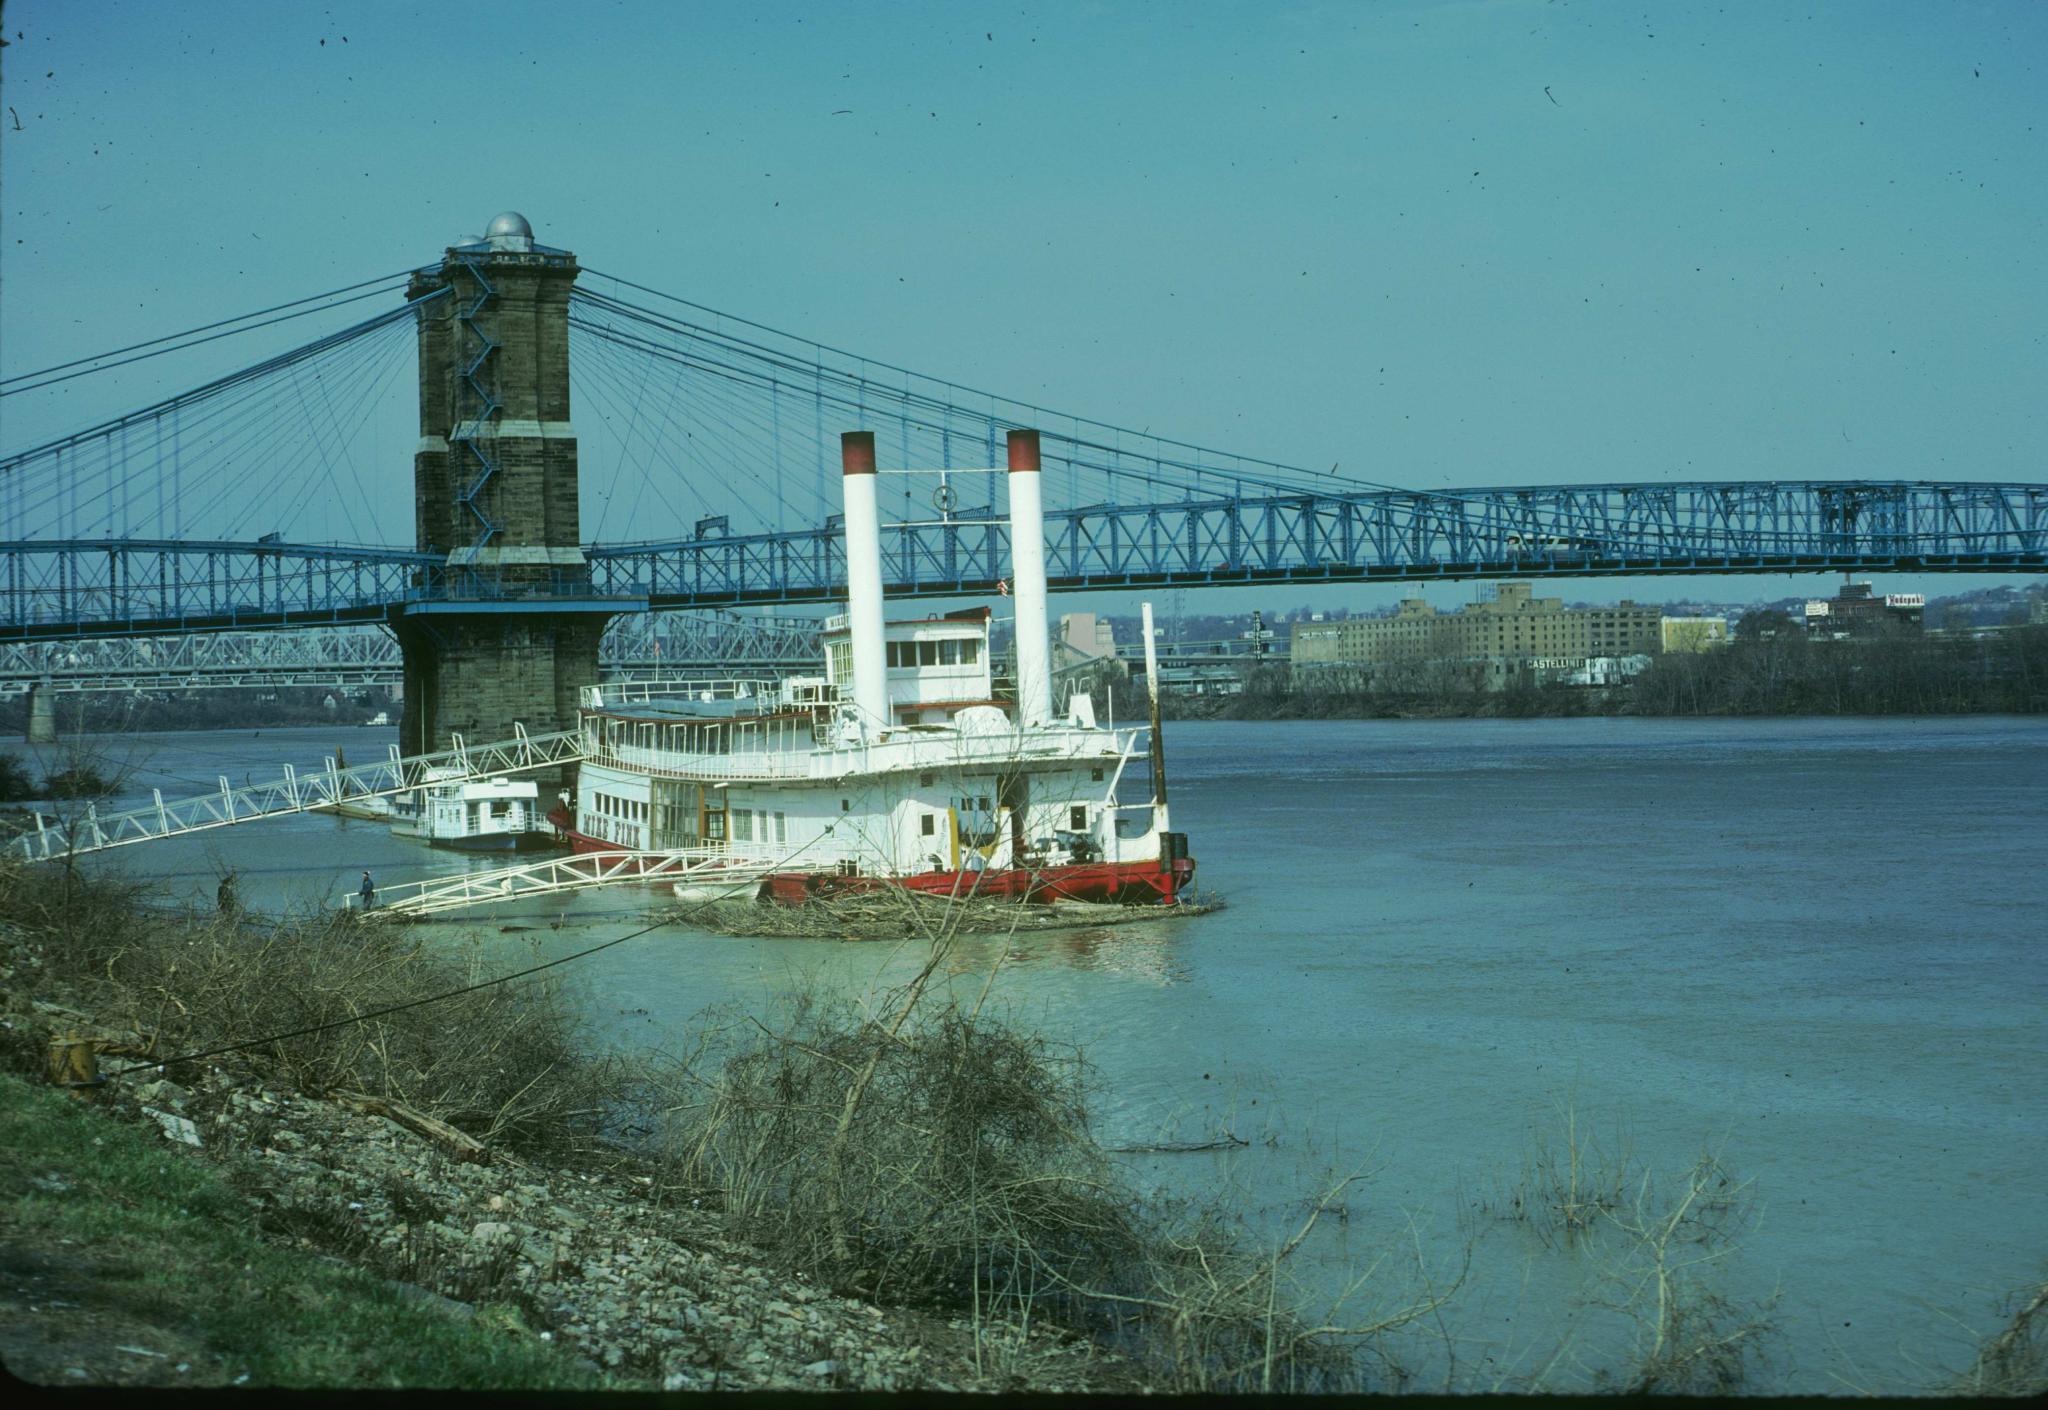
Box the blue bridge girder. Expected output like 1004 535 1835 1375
3 480 2043 640
0 539 438 640
584 479 2048 607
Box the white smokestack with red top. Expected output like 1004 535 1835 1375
1005 429 1054 729
840 431 889 735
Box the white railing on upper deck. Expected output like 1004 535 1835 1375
583 679 792 709
586 722 1143 785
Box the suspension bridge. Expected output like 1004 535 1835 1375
4 211 2044 754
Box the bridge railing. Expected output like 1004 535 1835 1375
13 722 590 861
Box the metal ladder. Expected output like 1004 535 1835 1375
450 253 500 549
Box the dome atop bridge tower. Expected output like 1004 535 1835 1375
484 211 536 251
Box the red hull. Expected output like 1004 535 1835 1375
761 856 1194 907
551 818 1193 907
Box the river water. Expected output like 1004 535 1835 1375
9 714 2043 1391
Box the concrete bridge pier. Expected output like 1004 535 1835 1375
393 613 607 789
394 212 628 794
25 681 57 743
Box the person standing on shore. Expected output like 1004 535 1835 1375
358 870 376 911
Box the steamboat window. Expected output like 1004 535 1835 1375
1070 806 1087 830
773 812 787 843
961 641 978 665
921 814 936 836
919 772 934 786
1090 768 1104 781
918 640 938 666
939 640 959 665
733 810 753 842
840 798 850 812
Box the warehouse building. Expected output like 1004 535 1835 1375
1290 583 1724 689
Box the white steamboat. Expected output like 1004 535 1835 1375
551 429 1194 905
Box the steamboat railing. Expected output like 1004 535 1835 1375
586 722 1142 785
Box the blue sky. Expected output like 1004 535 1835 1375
2 0 2044 613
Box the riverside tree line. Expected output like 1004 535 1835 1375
1113 617 2048 721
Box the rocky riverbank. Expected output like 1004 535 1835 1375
0 918 1147 1393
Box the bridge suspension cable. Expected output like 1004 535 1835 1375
0 269 421 396
576 267 1439 504
2 291 436 544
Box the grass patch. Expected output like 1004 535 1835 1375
0 1073 605 1390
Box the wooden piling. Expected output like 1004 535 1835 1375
46 1033 103 1099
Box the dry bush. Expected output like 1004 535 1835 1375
0 855 157 962
1477 1096 1635 1246
659 941 1449 1392
1592 1153 1777 1396
0 859 639 1163
1950 1280 2048 1398
667 985 1133 1301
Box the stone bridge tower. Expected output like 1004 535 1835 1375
395 213 616 775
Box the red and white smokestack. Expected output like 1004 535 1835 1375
1006 429 1053 729
840 431 889 735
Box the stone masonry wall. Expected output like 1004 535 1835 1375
397 614 603 791
400 245 603 768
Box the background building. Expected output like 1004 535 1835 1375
1056 612 1117 664
1804 581 1925 637
1660 616 1730 652
1289 583 1712 689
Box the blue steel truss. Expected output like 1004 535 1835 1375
4 480 2042 640
0 540 434 640
583 479 2048 607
